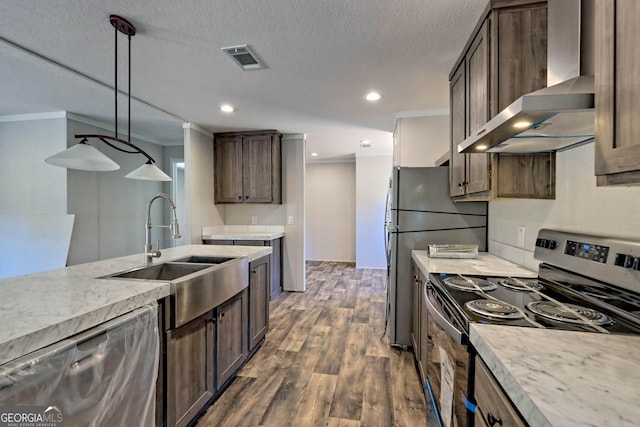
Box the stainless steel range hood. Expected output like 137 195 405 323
459 0 595 154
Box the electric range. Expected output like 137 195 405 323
423 229 640 427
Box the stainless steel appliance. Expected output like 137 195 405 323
385 166 487 347
424 229 640 427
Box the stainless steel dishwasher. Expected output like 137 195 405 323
0 303 159 426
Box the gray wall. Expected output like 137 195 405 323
0 118 68 214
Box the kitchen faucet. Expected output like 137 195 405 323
145 193 181 264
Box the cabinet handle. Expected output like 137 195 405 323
237 195 242 200
487 413 503 426
220 312 225 318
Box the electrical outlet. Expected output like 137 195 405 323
517 226 526 248
251 215 258 225
287 216 294 225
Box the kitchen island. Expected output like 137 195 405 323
0 244 271 365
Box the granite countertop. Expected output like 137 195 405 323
411 250 536 278
202 231 284 241
0 244 271 365
471 324 640 427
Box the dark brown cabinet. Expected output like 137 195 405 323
249 255 270 353
450 1 555 200
214 130 282 203
474 356 527 427
595 0 640 185
165 311 215 427
215 289 248 388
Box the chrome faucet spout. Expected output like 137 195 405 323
145 193 181 264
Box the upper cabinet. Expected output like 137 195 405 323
214 130 282 204
450 1 555 200
595 0 640 186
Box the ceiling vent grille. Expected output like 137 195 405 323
221 45 266 70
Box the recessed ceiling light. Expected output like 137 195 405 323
365 92 381 102
310 152 318 157
220 104 235 113
513 120 531 129
476 144 488 151
360 140 371 148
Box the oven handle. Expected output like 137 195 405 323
424 282 465 344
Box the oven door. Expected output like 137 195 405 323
424 281 473 427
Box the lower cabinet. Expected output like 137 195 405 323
216 290 248 388
249 255 270 352
474 356 527 427
410 261 428 383
166 311 216 427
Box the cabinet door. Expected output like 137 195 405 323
474 357 527 427
465 19 491 195
214 135 243 203
216 290 248 388
242 134 274 203
269 238 282 299
492 3 547 114
249 256 270 351
595 0 640 185
450 64 467 197
166 312 215 427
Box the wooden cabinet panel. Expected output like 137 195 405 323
243 134 274 202
494 152 555 198
450 64 467 197
269 238 282 299
216 290 248 388
214 136 243 203
166 312 215 427
474 357 527 427
249 256 270 352
595 0 640 185
493 3 547 113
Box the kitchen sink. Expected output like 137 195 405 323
105 262 213 281
173 255 236 264
101 257 248 328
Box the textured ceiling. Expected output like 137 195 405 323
0 0 486 160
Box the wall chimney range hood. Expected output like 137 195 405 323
459 0 595 154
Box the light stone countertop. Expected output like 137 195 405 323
411 250 537 278
471 324 640 427
0 244 271 365
201 231 284 241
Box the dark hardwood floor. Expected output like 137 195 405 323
196 261 432 426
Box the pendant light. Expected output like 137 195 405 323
45 15 172 182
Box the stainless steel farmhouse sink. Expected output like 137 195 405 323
106 262 212 281
101 257 248 327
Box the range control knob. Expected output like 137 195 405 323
633 258 640 271
624 255 635 268
544 240 557 250
615 253 626 267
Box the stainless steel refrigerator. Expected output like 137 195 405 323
385 166 487 347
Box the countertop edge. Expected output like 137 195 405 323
202 232 284 241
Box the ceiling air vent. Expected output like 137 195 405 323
221 45 266 70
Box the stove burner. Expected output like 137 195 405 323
443 277 497 292
526 301 612 325
465 299 523 320
498 278 544 292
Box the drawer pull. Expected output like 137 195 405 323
487 413 503 426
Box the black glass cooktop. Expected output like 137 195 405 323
429 267 640 335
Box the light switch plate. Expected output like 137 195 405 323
517 226 526 248
287 216 294 225
251 215 258 225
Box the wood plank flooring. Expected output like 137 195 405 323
196 261 431 427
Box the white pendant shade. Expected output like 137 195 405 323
45 143 120 171
125 163 172 181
